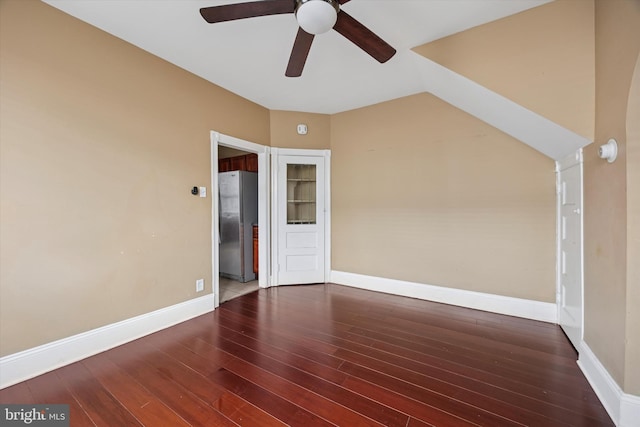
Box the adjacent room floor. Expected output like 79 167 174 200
218 276 259 304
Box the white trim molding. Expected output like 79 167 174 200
578 342 640 427
0 294 215 389
331 271 557 323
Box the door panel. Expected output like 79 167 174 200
558 159 583 352
286 232 318 248
286 255 318 271
276 154 326 285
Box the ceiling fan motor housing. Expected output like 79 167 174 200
295 0 339 35
199 0 396 77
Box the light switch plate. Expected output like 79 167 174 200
199 186 206 198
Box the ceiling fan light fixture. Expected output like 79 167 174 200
295 0 338 35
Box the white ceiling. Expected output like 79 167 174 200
42 0 551 114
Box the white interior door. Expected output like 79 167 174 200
273 149 329 285
557 151 583 352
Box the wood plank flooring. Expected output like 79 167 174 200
0 284 614 426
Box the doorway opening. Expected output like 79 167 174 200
218 146 259 303
211 132 270 308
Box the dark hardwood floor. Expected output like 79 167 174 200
1 284 613 426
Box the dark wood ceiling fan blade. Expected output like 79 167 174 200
333 10 396 63
338 0 351 4
200 0 295 24
286 28 315 77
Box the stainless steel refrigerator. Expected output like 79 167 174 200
219 171 258 282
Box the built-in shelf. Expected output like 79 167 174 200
287 164 317 225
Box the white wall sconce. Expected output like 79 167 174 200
598 138 618 163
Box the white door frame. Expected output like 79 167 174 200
555 149 584 352
211 131 270 308
270 148 331 286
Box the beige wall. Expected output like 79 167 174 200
584 0 640 393
0 0 270 356
270 110 331 149
626 53 640 395
414 0 595 141
330 93 556 301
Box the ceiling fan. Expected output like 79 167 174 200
200 0 396 77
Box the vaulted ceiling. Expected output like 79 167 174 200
42 0 552 113
42 0 592 159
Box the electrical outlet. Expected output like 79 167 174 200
195 278 204 292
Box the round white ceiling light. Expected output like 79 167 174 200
296 0 339 35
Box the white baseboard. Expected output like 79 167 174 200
578 342 640 427
0 293 215 389
330 270 557 323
